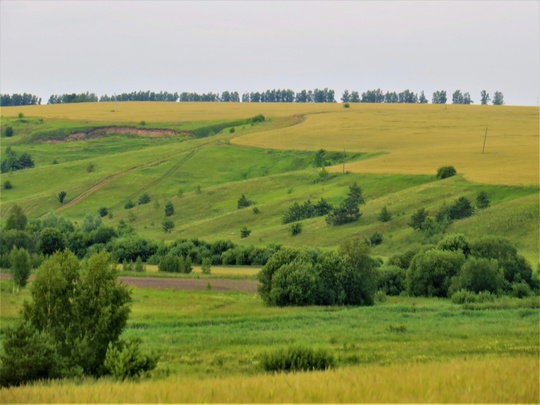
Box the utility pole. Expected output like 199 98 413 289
482 127 488 154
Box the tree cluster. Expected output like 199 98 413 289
282 199 333 224
0 93 41 106
47 92 98 104
258 238 379 307
0 147 34 173
325 182 364 226
100 91 179 102
0 250 157 387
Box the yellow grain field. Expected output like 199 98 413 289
144 264 260 276
233 104 539 186
1 356 536 403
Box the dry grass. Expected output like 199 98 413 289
1 356 537 403
143 264 260 276
233 104 539 186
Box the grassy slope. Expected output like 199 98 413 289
0 102 538 264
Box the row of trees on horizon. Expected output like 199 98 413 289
1 89 504 106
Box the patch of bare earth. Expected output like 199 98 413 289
120 277 258 293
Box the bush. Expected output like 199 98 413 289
368 232 383 246
201 257 212 274
104 338 158 380
98 207 109 217
240 226 251 238
448 197 474 220
161 218 174 233
3 180 12 189
237 194 253 209
57 191 67 204
9 247 31 292
134 256 146 272
289 222 303 236
451 257 503 295
4 126 13 137
511 281 532 298
124 200 135 209
451 289 496 304
436 165 457 179
377 265 406 296
158 254 180 273
378 206 392 222
164 201 174 216
260 345 335 372
407 249 466 297
0 322 68 387
138 193 151 205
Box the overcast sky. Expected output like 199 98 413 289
1 1 539 106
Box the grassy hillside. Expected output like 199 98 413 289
0 102 538 263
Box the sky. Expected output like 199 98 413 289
1 1 539 106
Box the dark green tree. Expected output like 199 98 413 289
138 193 151 205
432 90 447 104
378 206 392 222
408 208 428 231
164 201 174 216
448 197 474 220
237 194 253 209
480 90 490 105
161 218 174 233
436 165 457 179
9 247 31 292
451 257 503 294
476 191 490 209
4 126 13 137
240 226 251 238
39 228 66 255
492 91 504 105
57 191 67 204
158 253 180 273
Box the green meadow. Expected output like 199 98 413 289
0 102 539 402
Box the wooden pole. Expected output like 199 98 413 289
482 127 488 154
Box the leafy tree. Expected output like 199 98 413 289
408 207 428 231
164 201 174 216
158 254 180 273
314 149 327 167
492 91 504 105
57 191 67 204
269 259 318 306
407 249 466 297
436 234 470 255
124 200 135 209
418 91 428 104
201 257 212 274
476 191 490 209
337 238 379 306
5 204 27 230
4 126 13 137
452 90 464 104
98 207 109 217
19 251 136 379
104 338 158 380
237 194 253 209
82 213 102 232
134 256 146 272
436 165 456 179
9 247 31 292
480 90 490 105
39 227 66 255
377 265 406 296
432 90 447 104
0 147 35 173
448 197 474 220
450 257 503 295
378 206 392 222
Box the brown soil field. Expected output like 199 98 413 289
120 276 258 293
0 273 257 293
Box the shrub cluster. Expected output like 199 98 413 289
261 345 335 372
0 147 34 173
282 198 333 224
258 238 379 307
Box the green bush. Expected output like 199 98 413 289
3 180 12 189
260 345 335 373
138 193 151 205
289 222 303 236
201 257 212 274
124 200 135 209
158 254 180 273
104 338 158 380
451 289 496 304
0 321 69 387
377 265 406 296
436 165 457 179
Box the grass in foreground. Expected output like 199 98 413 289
1 356 537 403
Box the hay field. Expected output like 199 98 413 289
232 104 539 186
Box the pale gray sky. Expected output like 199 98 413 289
1 1 539 106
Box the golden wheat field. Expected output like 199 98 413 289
5 102 537 186
1 356 537 403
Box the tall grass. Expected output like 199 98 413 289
1 356 537 403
